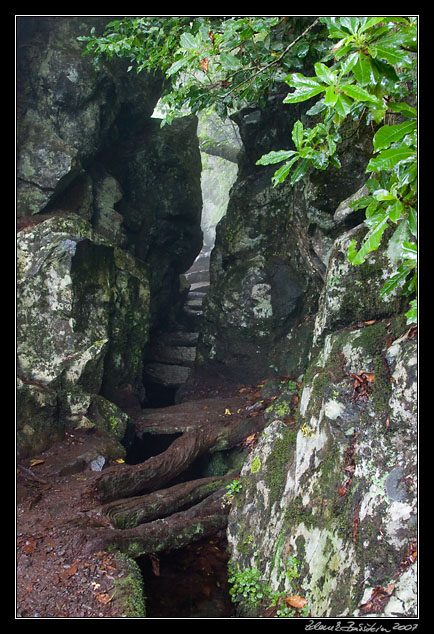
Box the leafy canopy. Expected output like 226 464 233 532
78 16 417 323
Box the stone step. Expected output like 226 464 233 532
143 362 191 388
185 269 210 285
187 249 211 274
190 281 209 294
185 297 204 311
148 342 197 367
187 290 207 300
157 331 199 347
180 306 203 330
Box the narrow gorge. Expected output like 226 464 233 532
16 17 417 621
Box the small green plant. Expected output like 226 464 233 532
228 565 271 608
228 556 308 617
225 479 243 496
285 556 301 587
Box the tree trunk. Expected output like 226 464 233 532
77 488 232 558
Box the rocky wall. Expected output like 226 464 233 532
16 17 203 457
197 95 382 383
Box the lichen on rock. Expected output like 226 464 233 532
16 214 151 455
227 318 417 617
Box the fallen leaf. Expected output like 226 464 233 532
29 459 45 467
359 585 393 615
114 458 125 464
224 408 232 415
361 372 375 383
384 582 395 596
285 595 308 609
352 516 360 543
338 477 351 497
150 554 160 576
23 537 36 555
60 562 78 580
95 591 113 604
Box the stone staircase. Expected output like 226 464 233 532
143 247 210 404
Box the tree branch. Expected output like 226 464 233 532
222 17 320 99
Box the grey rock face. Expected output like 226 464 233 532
197 95 374 382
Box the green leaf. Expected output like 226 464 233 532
373 188 396 201
359 16 387 33
387 220 411 264
180 32 198 50
285 73 323 88
353 55 375 85
407 208 417 237
283 86 326 103
271 155 300 186
367 148 415 172
373 121 417 152
314 62 335 85
334 94 353 118
387 200 404 223
405 299 417 325
387 101 417 118
324 85 338 106
348 216 389 265
340 84 379 102
219 52 242 71
256 150 298 166
167 56 190 76
340 17 360 35
338 51 359 77
380 264 412 296
292 121 304 150
402 240 417 260
290 158 310 185
371 43 409 65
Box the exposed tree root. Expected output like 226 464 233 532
77 392 264 558
93 415 261 503
77 488 232 558
95 473 235 529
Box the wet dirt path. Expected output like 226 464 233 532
16 381 267 618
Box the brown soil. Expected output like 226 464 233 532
16 381 267 618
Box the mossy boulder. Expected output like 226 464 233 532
313 224 407 347
111 552 146 618
16 214 151 455
227 317 417 617
17 377 61 458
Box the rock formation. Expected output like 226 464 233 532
16 16 203 459
16 16 417 619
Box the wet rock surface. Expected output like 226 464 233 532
16 17 417 620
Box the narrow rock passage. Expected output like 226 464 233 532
143 246 211 406
17 245 269 617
